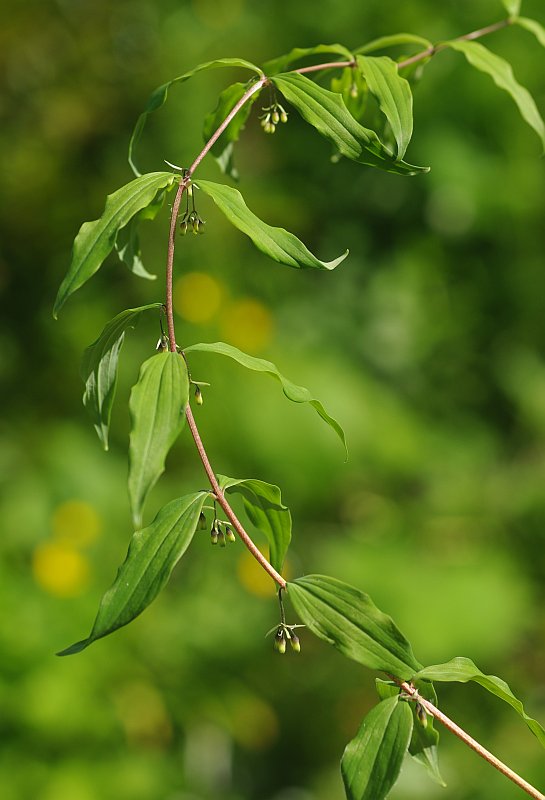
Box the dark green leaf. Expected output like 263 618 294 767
57 492 208 655
217 475 291 573
263 44 353 76
81 303 162 450
415 657 545 747
341 695 413 800
356 55 414 159
202 81 261 181
444 39 545 151
502 0 521 16
287 575 422 678
53 172 176 318
114 185 171 279
128 352 189 528
128 58 263 176
196 179 349 271
376 679 445 786
271 73 429 175
184 341 347 454
356 33 432 56
515 17 545 47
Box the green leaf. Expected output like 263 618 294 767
330 68 368 124
203 82 261 181
515 17 545 48
114 185 171 279
415 657 545 747
81 303 162 450
502 0 521 16
287 575 422 679
57 492 208 655
376 679 445 787
217 475 291 573
262 44 354 76
128 58 263 176
53 172 176 318
355 33 432 55
356 55 414 159
128 352 189 528
183 341 347 454
271 73 429 175
196 179 349 271
444 39 545 151
341 695 413 800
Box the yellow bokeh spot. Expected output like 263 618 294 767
219 298 274 353
174 272 223 323
51 500 102 547
237 549 276 598
228 692 278 751
113 681 172 748
32 542 91 597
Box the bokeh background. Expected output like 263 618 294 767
2 0 545 798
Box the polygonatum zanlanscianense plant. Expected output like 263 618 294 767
54 3 545 799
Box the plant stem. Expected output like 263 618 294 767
398 680 545 800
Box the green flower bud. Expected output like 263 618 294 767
289 632 301 653
350 82 358 99
225 526 236 543
274 628 286 654
272 110 280 125
194 385 203 405
415 702 428 727
210 529 219 545
218 529 226 547
156 335 168 352
280 111 288 123
198 511 207 530
179 220 188 235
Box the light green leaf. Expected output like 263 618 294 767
502 0 521 16
330 68 368 124
445 39 545 150
341 696 413 800
515 17 545 47
128 58 263 176
57 492 208 655
196 179 348 271
262 44 353 77
376 679 445 787
271 73 428 175
415 657 545 747
202 82 260 181
184 341 347 454
128 352 189 528
114 184 171 279
355 33 432 55
287 575 422 679
53 172 176 318
217 475 291 573
81 303 162 450
356 55 414 159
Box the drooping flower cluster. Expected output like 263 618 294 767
259 101 288 134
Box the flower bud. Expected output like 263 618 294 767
415 702 428 727
272 110 280 125
274 628 286 654
194 385 203 405
350 82 358 99
198 511 207 530
280 111 288 123
225 526 236 543
218 529 226 547
156 335 168 352
289 632 301 653
210 529 219 545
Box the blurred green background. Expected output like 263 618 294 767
2 0 545 798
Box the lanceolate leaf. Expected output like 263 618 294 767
203 81 261 181
114 185 171 279
444 39 545 150
271 73 429 175
218 475 291 573
128 352 189 528
196 179 349 271
376 679 445 786
53 172 176 318
57 492 208 656
128 58 263 176
81 303 162 450
356 55 414 159
355 33 432 55
415 657 545 747
184 341 347 454
341 696 413 800
262 43 354 76
288 575 422 679
515 17 545 48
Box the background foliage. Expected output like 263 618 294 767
2 0 545 797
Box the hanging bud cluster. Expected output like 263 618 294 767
210 518 236 547
271 623 303 654
259 100 288 134
179 184 206 235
